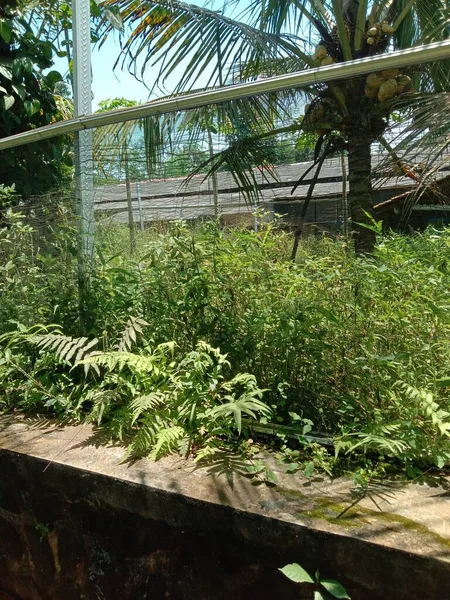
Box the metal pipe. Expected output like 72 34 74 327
136 182 144 231
1 39 450 152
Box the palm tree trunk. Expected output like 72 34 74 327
347 122 376 254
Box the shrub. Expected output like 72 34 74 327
1 214 450 468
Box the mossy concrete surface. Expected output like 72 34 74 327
0 415 449 599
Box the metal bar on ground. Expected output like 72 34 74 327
0 40 450 151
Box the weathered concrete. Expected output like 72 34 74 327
0 415 449 599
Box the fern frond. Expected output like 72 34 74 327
117 316 149 352
149 425 184 460
130 391 168 425
33 334 99 366
85 389 119 425
119 424 156 463
399 383 450 437
79 351 161 375
210 396 271 434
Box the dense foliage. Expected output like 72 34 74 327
0 1 72 198
1 212 449 472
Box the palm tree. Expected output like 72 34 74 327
98 0 450 252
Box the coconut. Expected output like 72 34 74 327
366 73 386 89
381 69 399 79
367 27 378 36
397 74 413 94
365 85 378 99
315 44 328 59
320 55 335 66
378 78 398 102
367 37 375 45
381 22 395 34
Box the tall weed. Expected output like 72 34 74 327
1 212 450 467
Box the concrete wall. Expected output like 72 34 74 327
1 446 450 600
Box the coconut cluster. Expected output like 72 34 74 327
312 45 335 67
364 70 413 102
366 21 395 47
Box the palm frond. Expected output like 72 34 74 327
182 121 303 205
99 0 313 93
142 89 300 178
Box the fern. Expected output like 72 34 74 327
79 341 177 375
84 389 119 425
130 392 169 425
149 425 185 460
120 421 157 463
336 382 450 464
117 316 149 352
400 383 450 436
210 396 272 434
79 350 164 375
33 333 99 366
335 427 410 457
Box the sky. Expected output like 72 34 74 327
52 34 175 110
91 37 152 109
56 0 250 110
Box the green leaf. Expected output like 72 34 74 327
24 99 40 117
314 592 327 600
304 461 315 477
12 83 26 101
0 19 12 44
0 64 12 80
279 563 314 584
12 57 33 78
3 95 14 110
12 58 22 78
21 57 33 74
321 579 351 599
45 70 63 87
265 469 278 484
433 454 446 469
436 378 450 387
287 462 299 473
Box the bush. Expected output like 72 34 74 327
1 214 449 468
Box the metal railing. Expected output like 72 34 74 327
0 39 449 152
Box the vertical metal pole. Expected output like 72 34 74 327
136 182 144 231
341 152 348 236
124 142 136 253
72 0 94 264
206 119 219 219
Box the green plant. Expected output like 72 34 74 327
2 218 450 473
1 321 271 461
35 522 50 542
0 1 71 197
279 563 350 599
0 185 18 212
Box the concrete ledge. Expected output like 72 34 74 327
0 415 449 599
